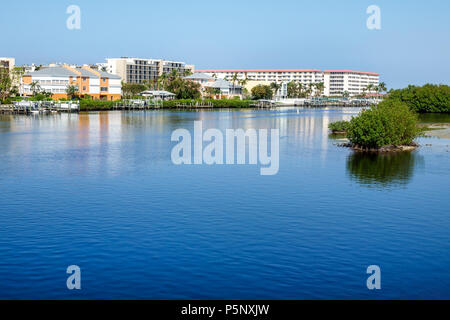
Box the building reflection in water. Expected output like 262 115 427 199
1 107 363 177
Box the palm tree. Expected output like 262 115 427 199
365 84 375 96
298 83 305 98
314 82 325 97
231 73 239 95
169 69 179 81
378 82 387 94
30 81 42 96
306 83 315 98
65 85 79 100
287 81 296 98
238 77 249 87
158 73 168 90
270 82 282 100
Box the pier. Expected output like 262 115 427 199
113 99 163 110
113 99 215 110
0 101 80 114
288 97 379 107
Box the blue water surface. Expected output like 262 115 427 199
0 108 449 299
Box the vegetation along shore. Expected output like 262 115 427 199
329 84 449 152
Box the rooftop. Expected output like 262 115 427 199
24 66 121 79
185 73 215 80
204 79 242 89
197 69 323 73
324 70 379 76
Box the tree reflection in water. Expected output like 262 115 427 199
347 151 424 187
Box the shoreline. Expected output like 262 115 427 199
421 124 450 139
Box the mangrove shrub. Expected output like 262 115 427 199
328 120 350 133
347 100 419 149
387 84 450 113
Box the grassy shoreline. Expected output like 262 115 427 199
79 99 255 111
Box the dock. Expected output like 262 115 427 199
0 101 80 114
289 98 379 107
113 99 164 110
113 99 215 110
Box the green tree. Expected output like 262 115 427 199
0 67 24 101
270 82 282 98
166 77 201 99
287 81 297 98
347 100 419 149
65 84 79 100
385 84 450 113
0 68 13 101
314 82 325 97
231 73 239 95
378 82 387 94
30 81 42 96
305 83 314 98
157 73 168 90
122 82 147 98
205 87 221 98
251 85 273 100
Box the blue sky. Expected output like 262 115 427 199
1 0 449 88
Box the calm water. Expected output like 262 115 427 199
0 108 449 300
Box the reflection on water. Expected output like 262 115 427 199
418 113 450 124
347 151 424 187
1 107 449 299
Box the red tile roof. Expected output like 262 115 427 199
196 69 322 73
324 70 379 76
196 69 379 76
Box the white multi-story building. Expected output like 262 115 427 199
196 68 380 97
196 69 324 85
106 57 195 84
323 70 380 96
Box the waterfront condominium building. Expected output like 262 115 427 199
22 65 122 100
106 57 195 84
196 69 324 85
323 70 380 96
195 68 380 97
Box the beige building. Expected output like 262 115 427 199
106 57 195 84
0 57 15 72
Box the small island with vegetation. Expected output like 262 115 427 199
329 84 449 152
